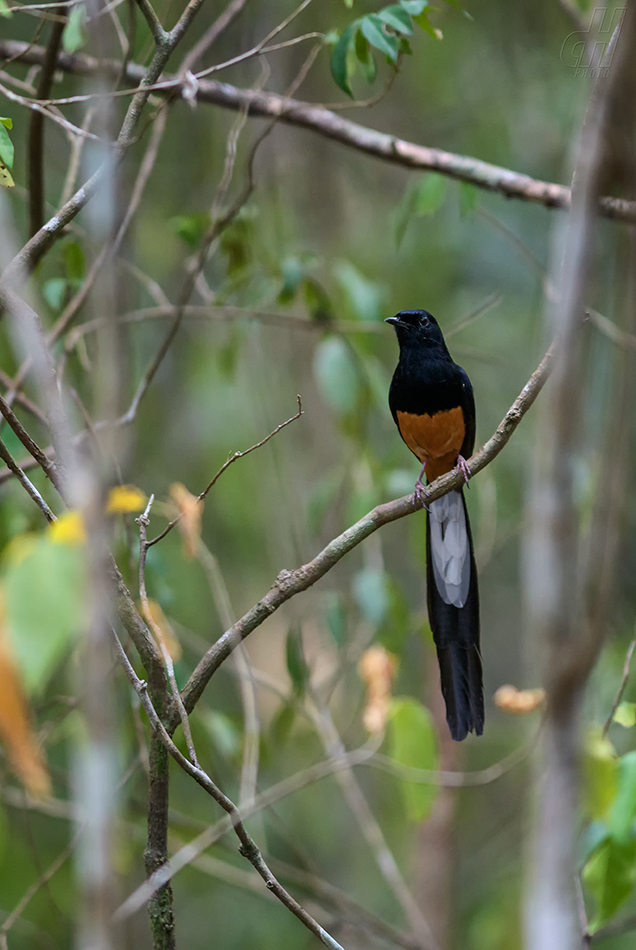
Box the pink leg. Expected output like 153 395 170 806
456 454 471 486
413 460 430 510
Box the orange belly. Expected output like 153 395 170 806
396 407 465 481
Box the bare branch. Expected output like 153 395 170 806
3 41 636 224
0 436 56 522
174 342 554 726
110 629 348 950
148 395 304 548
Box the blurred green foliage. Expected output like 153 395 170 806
1 0 636 948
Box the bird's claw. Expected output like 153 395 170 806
413 479 431 512
457 454 471 486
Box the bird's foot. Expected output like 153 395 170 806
413 461 430 510
456 454 471 486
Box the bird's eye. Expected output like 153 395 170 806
420 315 429 327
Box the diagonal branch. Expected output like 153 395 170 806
172 342 555 728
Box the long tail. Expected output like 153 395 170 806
426 490 484 741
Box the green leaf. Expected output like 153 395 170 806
388 697 439 821
0 123 14 170
354 31 376 83
64 241 85 282
0 117 12 130
200 710 241 759
63 4 87 53
400 0 428 13
614 702 636 728
286 626 309 695
583 836 636 932
331 22 358 96
334 260 385 322
0 0 12 18
415 11 442 39
353 567 390 627
459 180 478 216
278 256 303 303
171 213 210 248
42 278 68 312
583 728 618 822
313 336 360 414
610 752 636 843
416 173 447 216
3 536 88 694
378 4 413 34
325 592 346 647
361 15 399 62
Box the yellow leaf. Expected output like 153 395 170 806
49 510 87 545
358 645 398 734
0 592 51 797
494 684 546 714
2 533 38 566
106 484 147 514
144 598 181 661
170 483 202 559
0 159 14 188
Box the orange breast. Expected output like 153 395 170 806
396 407 465 481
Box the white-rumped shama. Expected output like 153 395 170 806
386 309 484 741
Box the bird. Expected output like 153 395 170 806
385 309 483 741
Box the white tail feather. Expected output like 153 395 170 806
429 492 470 608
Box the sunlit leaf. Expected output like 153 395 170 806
0 599 51 797
0 159 14 188
3 535 88 694
353 567 390 627
583 728 618 822
313 336 360 414
388 697 439 821
614 702 636 728
0 0 13 18
361 15 399 62
62 4 87 53
584 835 636 932
0 121 14 170
106 485 147 514
609 752 636 843
49 511 87 546
414 10 442 39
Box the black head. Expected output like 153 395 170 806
385 310 448 351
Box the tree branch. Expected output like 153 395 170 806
173 341 554 728
2 41 636 224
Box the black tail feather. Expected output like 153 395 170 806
426 490 484 741
435 643 484 741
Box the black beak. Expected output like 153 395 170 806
385 316 409 329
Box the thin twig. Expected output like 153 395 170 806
4 41 636 225
149 395 303 547
602 638 636 736
0 437 56 522
137 496 199 768
110 628 348 950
